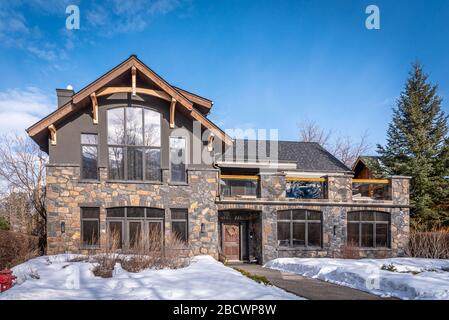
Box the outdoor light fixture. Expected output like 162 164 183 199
200 223 206 235
61 221 65 234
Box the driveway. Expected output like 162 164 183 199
231 263 395 300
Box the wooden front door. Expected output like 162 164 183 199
222 223 240 261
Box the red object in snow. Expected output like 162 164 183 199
0 269 16 292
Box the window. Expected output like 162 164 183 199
170 137 186 183
81 208 100 247
107 107 161 181
106 207 165 250
347 211 390 248
171 209 188 243
81 134 98 179
277 210 322 247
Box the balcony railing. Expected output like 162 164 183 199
352 179 391 200
286 177 326 199
220 175 259 198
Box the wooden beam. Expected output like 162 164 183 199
48 124 57 145
175 87 213 109
286 177 326 182
220 175 259 180
170 98 176 129
207 133 215 152
27 102 76 137
96 87 171 101
352 179 389 184
131 66 137 96
90 93 98 124
190 108 233 145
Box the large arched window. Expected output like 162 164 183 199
347 211 390 248
277 209 322 247
107 106 161 181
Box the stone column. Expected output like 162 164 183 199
390 176 411 256
259 172 286 200
327 175 352 202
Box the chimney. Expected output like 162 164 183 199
56 88 74 108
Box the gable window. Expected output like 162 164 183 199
170 137 186 183
81 134 98 180
277 209 322 247
81 207 100 248
171 209 188 243
107 107 161 181
347 211 390 248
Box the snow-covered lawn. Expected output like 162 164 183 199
0 255 299 300
265 257 449 300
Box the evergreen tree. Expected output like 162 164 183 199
377 62 449 228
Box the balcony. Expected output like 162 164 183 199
286 177 326 199
220 175 259 199
352 179 391 200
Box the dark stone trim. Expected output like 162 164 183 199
216 199 411 208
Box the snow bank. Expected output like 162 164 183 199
264 257 449 300
0 255 299 300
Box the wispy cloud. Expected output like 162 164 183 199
0 87 54 134
0 0 188 62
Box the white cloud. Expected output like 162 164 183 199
0 87 54 134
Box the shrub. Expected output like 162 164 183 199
120 228 190 272
0 230 39 269
339 242 359 259
0 216 10 230
405 229 449 259
91 231 121 278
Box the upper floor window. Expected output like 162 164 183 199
81 134 98 180
170 136 186 183
347 211 390 248
277 209 322 247
107 107 161 181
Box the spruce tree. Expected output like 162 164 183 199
377 62 449 228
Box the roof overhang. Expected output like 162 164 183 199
26 55 232 146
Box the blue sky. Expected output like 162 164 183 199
0 0 448 154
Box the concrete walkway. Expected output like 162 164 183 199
231 263 394 300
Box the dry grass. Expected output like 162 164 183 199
91 230 121 278
339 242 359 259
406 229 449 259
120 228 190 272
0 230 39 269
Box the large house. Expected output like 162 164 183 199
27 56 410 263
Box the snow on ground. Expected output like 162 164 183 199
0 255 299 300
265 257 449 300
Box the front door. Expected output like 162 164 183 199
222 223 240 261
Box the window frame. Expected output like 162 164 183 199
347 211 391 248
169 136 188 183
107 106 161 182
80 133 99 180
277 209 323 248
80 207 100 249
105 207 165 250
171 208 188 243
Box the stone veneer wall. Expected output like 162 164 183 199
46 165 219 257
217 174 410 263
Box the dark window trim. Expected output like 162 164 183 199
277 209 323 248
170 208 189 243
80 207 100 249
347 211 391 248
107 105 162 181
169 136 188 184
80 133 99 180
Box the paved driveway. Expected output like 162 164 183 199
231 263 396 300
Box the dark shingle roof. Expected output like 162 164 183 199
224 140 352 173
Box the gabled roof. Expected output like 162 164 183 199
26 55 232 145
223 139 352 173
352 156 390 178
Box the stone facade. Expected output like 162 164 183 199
46 164 220 257
46 163 410 264
217 175 410 263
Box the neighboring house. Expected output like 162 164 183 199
27 56 410 263
352 156 389 179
